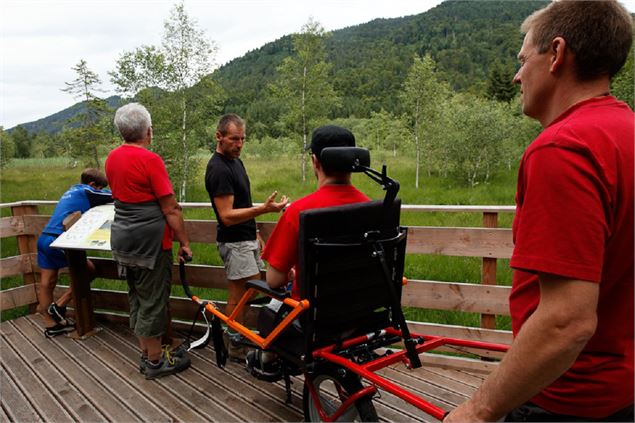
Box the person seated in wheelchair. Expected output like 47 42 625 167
248 125 371 377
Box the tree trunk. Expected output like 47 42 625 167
415 132 420 189
414 102 421 189
92 145 101 169
301 65 307 182
179 97 187 202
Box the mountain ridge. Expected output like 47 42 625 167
10 0 549 134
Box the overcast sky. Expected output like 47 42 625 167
2 0 634 129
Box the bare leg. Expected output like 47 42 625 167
161 306 184 349
140 336 163 362
51 259 97 309
36 269 57 312
37 268 58 327
225 273 259 324
55 289 73 308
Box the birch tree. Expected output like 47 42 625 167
110 1 221 201
270 18 341 182
401 54 448 189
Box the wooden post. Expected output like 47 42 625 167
11 204 39 314
481 212 498 330
63 211 98 338
65 249 96 337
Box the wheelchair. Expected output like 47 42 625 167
181 147 508 422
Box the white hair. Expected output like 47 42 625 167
114 103 152 142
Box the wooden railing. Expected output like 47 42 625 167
0 200 516 372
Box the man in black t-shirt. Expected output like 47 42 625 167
205 113 288 361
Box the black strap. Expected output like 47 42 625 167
185 304 212 350
372 241 422 369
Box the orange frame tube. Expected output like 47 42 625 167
191 289 309 349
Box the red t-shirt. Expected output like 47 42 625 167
105 144 175 250
510 96 634 418
262 184 370 299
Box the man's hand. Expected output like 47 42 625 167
178 245 193 263
262 191 289 213
214 191 289 226
444 400 489 422
445 275 599 423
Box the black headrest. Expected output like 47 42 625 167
320 147 370 173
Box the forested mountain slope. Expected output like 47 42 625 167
214 0 548 118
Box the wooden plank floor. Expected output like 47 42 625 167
1 315 485 422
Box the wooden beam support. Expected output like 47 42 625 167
65 249 96 337
10 205 39 314
481 212 499 329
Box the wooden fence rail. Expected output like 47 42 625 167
1 201 516 372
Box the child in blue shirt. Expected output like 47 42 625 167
37 168 112 337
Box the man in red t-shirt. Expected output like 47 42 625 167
262 125 370 298
106 103 193 380
446 2 633 422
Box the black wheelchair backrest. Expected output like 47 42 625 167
298 199 407 356
320 147 370 173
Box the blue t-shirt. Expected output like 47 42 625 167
42 184 113 236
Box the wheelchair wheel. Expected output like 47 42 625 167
303 364 378 422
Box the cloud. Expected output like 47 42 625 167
3 0 633 129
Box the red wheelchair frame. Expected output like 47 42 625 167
182 276 508 421
310 328 508 421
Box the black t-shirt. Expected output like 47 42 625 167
205 152 257 242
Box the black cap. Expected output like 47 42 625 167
308 125 356 159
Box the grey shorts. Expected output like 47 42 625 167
218 239 264 280
126 250 172 338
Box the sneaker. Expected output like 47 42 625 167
144 351 191 380
44 323 75 338
164 342 188 358
246 349 283 382
140 342 190 374
223 331 248 363
47 302 68 326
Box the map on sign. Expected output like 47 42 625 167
50 204 114 251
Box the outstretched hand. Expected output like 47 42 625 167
263 191 289 213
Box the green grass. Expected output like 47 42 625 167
1 153 518 328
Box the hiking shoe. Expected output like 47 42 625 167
44 323 75 338
144 351 191 380
140 343 189 374
47 302 68 326
223 331 248 363
164 342 188 358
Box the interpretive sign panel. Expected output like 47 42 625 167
50 204 114 251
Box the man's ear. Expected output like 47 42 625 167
549 36 567 73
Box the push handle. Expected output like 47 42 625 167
179 252 194 299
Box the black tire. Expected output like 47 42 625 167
303 363 379 422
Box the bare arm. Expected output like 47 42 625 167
444 274 599 422
158 194 192 261
213 191 288 227
266 265 288 289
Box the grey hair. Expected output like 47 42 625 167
114 103 152 142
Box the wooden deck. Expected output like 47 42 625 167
1 315 488 422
